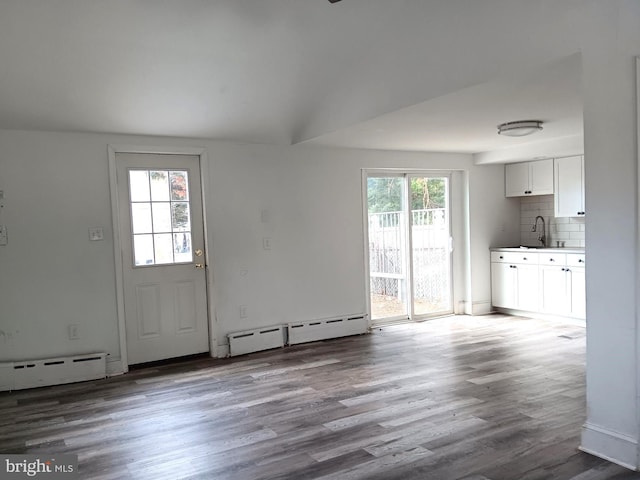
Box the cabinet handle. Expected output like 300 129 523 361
499 256 504 259
523 257 527 261
561 268 566 271
549 258 554 262
578 259 584 263
566 268 571 272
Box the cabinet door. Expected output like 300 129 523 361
515 264 539 311
555 155 584 217
540 265 570 314
529 159 554 195
569 267 586 318
491 263 517 308
505 163 530 197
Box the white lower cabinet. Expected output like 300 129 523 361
567 254 586 318
516 264 539 312
491 250 585 319
490 251 539 311
539 252 569 315
491 262 517 308
540 265 570 314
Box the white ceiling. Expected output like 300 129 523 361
0 1 584 160
305 54 583 154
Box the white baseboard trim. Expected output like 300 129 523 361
455 301 469 315
580 422 638 470
106 358 126 376
471 301 492 316
215 344 230 359
494 307 586 327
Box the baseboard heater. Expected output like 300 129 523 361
228 326 286 357
0 353 107 392
288 313 368 345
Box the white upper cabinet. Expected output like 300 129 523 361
554 155 585 217
505 159 554 197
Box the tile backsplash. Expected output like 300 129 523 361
520 195 585 248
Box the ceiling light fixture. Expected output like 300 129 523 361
497 120 543 137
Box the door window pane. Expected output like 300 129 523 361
131 203 153 234
154 234 174 264
174 232 192 263
170 171 189 201
129 170 150 202
128 169 195 266
133 234 154 266
171 202 191 231
152 203 172 233
150 171 170 201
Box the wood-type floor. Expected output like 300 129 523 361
1 314 639 480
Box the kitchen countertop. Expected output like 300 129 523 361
490 246 585 254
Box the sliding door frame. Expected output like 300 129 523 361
362 169 455 326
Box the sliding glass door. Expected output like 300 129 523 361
366 173 452 324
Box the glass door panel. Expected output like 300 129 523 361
367 176 409 321
410 176 452 316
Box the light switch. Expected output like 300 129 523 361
263 237 272 250
0 225 7 246
89 227 104 241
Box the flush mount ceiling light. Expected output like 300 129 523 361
497 120 543 137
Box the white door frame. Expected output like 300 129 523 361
108 144 216 374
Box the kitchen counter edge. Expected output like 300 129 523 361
490 247 585 254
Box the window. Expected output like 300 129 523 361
128 169 193 266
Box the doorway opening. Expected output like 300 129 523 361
108 145 215 374
366 173 453 325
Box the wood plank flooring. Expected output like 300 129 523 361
2 314 639 479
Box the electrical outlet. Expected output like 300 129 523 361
89 227 104 241
239 306 248 318
68 324 79 340
0 225 7 246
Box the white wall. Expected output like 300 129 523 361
578 0 640 468
0 129 518 367
468 165 521 313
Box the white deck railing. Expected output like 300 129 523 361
368 208 450 307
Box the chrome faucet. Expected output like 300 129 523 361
532 216 546 247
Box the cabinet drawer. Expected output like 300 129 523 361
566 254 586 267
491 251 539 264
539 253 567 266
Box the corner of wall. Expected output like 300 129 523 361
581 423 638 471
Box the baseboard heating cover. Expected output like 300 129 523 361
228 325 286 357
0 353 107 392
288 313 368 345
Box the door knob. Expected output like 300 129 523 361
195 263 205 269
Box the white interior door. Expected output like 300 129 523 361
116 153 209 365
